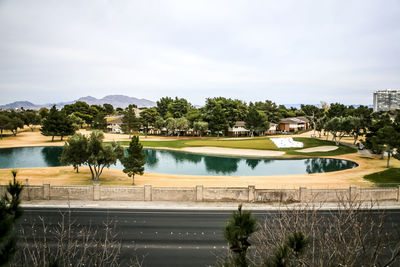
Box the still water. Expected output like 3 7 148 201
0 146 358 176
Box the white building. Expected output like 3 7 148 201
373 89 400 112
227 121 250 137
106 115 123 133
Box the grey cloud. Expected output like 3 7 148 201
0 0 399 106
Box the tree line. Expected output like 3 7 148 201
1 97 400 166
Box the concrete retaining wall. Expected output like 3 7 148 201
0 184 399 203
255 189 298 203
203 187 249 202
99 186 144 201
152 187 196 201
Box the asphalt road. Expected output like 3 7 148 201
18 208 400 267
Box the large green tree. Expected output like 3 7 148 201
92 112 107 130
6 111 24 136
324 116 353 145
140 107 159 138
168 97 190 118
40 105 75 141
365 114 392 154
204 98 247 134
121 136 146 184
121 105 140 138
156 97 174 119
254 100 283 123
205 102 228 137
193 121 208 137
301 104 324 134
86 131 123 181
185 108 202 128
0 114 11 139
166 117 177 136
68 113 84 130
154 117 166 135
60 133 89 173
244 104 269 137
370 126 400 168
175 117 189 138
103 103 115 115
23 110 41 131
326 103 348 119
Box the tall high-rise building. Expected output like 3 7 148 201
373 89 400 112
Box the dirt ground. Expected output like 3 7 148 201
1 128 397 188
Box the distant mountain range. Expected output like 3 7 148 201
0 96 372 110
0 95 157 110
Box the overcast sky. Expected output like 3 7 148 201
0 0 399 106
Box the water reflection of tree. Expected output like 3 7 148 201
204 156 240 175
245 159 261 170
41 147 63 167
0 148 14 168
143 149 158 167
158 150 202 164
305 158 356 174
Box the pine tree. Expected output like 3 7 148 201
121 136 146 184
40 105 75 141
121 105 140 138
0 170 23 265
224 204 257 267
245 104 269 137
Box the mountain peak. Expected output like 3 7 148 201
0 95 156 110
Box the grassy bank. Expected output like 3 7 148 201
364 168 400 187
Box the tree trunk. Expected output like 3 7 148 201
75 165 79 173
387 152 391 168
145 127 148 138
89 165 95 180
61 136 64 141
51 135 54 142
0 129 2 139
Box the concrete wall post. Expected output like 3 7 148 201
350 186 357 201
93 184 100 201
299 187 307 202
248 185 255 202
43 184 50 200
144 184 152 201
196 185 203 202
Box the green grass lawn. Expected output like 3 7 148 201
117 136 357 156
119 137 277 150
183 137 277 150
118 139 189 148
364 168 400 187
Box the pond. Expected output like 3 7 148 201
0 146 358 176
